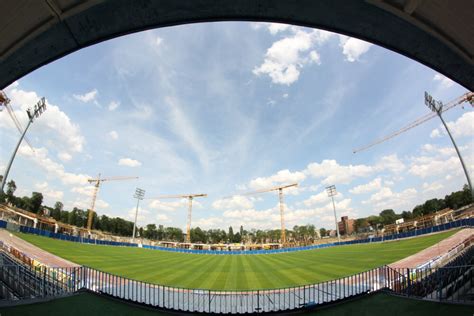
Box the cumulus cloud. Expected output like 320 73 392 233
212 195 254 210
305 160 374 185
18 145 90 186
433 73 454 89
364 187 418 210
430 112 474 139
339 35 373 62
118 158 142 167
73 89 98 103
57 152 72 162
2 85 85 155
108 130 119 140
302 191 329 207
422 181 444 193
253 29 332 85
249 169 306 190
349 178 382 194
35 182 64 201
108 101 119 111
148 199 186 212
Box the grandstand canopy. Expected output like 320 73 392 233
0 0 473 90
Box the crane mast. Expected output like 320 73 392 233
86 174 138 231
229 183 298 245
147 193 207 243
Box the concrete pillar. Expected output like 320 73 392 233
54 223 59 233
33 218 38 229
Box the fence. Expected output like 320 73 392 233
6 218 473 256
386 246 474 303
1 248 472 312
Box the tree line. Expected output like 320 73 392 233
1 176 471 241
351 185 472 234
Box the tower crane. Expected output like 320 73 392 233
0 90 34 151
227 183 298 245
352 92 474 153
86 174 138 230
147 193 207 243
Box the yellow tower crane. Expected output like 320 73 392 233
228 183 298 245
86 174 138 230
147 193 207 243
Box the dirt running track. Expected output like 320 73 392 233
0 229 78 268
389 228 473 268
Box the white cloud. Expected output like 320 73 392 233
339 35 373 62
73 89 98 103
212 195 254 210
302 191 329 207
422 181 444 193
430 112 474 139
154 36 163 48
108 130 119 140
305 160 374 185
376 154 406 174
283 93 289 98
18 145 90 186
253 29 332 85
148 199 186 212
249 169 306 190
118 158 142 167
364 187 418 210
267 23 292 35
71 185 96 197
409 156 461 178
165 96 210 169
108 101 119 111
2 85 85 154
349 178 382 194
57 152 72 162
35 182 64 201
433 73 454 89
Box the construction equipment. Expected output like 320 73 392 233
228 183 298 245
147 194 207 243
353 92 474 153
86 174 138 230
0 90 34 151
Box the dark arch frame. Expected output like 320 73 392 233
1 0 473 90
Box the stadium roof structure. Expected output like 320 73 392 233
0 0 473 90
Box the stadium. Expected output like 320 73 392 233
0 1 474 315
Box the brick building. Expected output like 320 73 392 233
338 216 355 236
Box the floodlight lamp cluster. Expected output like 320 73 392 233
26 97 46 121
424 91 443 113
134 187 146 200
326 185 337 197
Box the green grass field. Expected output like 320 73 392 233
16 230 457 290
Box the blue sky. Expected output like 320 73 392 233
1 22 472 231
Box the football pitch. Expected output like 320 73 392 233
16 230 457 290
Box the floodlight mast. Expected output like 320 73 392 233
326 185 341 243
425 92 473 199
0 97 46 193
132 188 146 243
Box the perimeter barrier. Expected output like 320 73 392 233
2 218 471 255
1 251 472 312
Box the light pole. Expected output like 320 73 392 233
132 187 145 243
1 97 46 193
326 185 341 242
425 92 473 199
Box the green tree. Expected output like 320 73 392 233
52 201 63 220
228 226 234 243
29 192 43 213
379 209 397 226
319 228 327 237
